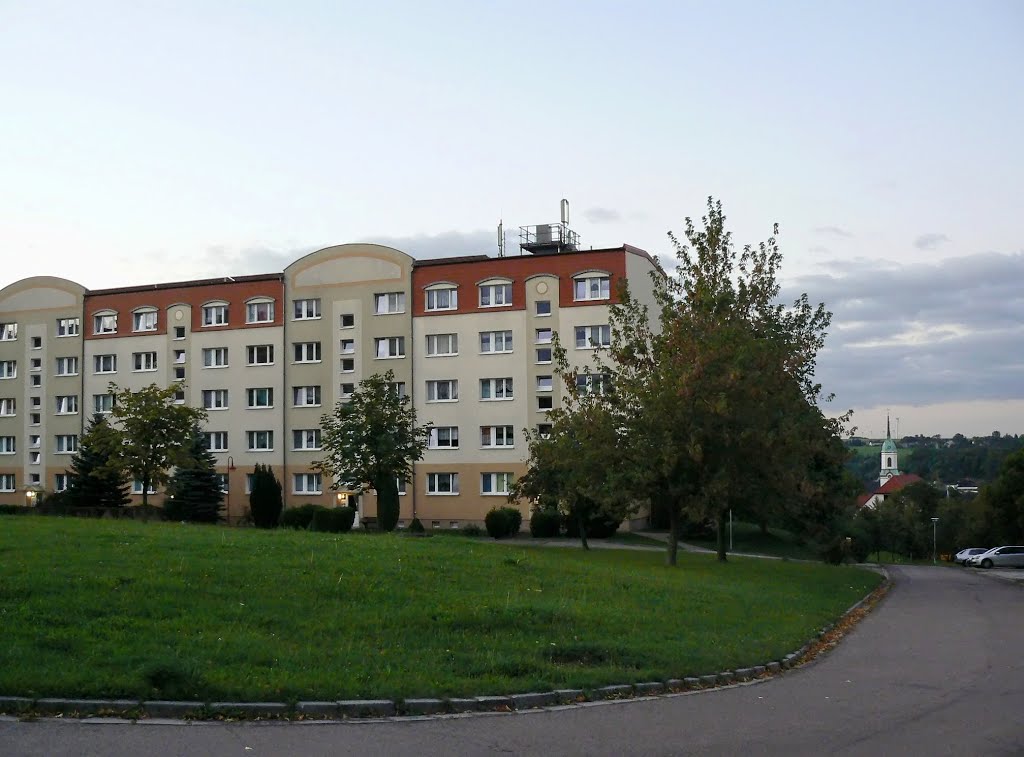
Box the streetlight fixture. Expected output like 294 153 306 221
931 517 939 565
226 456 235 525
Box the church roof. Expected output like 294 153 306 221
876 473 923 495
881 437 898 453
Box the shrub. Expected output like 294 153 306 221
280 504 324 530
249 464 283 528
485 507 523 539
0 504 33 516
461 524 483 537
311 506 356 534
564 511 621 539
529 507 561 538
408 517 425 534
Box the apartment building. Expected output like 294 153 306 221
0 232 657 527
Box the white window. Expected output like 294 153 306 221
293 385 321 407
55 356 79 376
247 430 274 451
341 358 355 373
479 282 512 307
93 393 114 414
172 387 185 405
480 426 514 448
30 336 42 349
29 451 40 465
0 323 17 341
202 389 229 410
575 325 611 349
203 431 229 452
54 474 69 492
427 472 459 495
576 373 612 395
293 473 322 495
173 326 186 340
132 480 157 495
246 299 275 324
173 350 186 364
55 434 78 453
536 300 552 316
133 352 158 371
0 360 16 379
292 429 321 450
26 434 37 448
340 382 355 398
202 303 229 327
480 377 513 400
391 381 407 399
173 366 185 381
480 330 513 353
30 375 40 387
481 472 514 495
426 379 458 402
56 318 80 337
293 342 322 363
574 274 611 301
0 437 14 454
536 375 553 392
247 387 274 408
0 474 15 492
29 413 40 425
340 313 355 329
93 313 117 335
247 344 274 365
55 395 78 414
0 398 16 416
374 292 406 315
31 396 41 409
426 333 459 357
216 474 228 493
245 474 255 494
340 338 355 354
374 336 405 359
535 328 553 344
537 423 553 438
94 354 117 374
133 309 157 332
425 286 457 311
30 358 41 371
428 426 459 449
202 347 229 368
293 298 321 320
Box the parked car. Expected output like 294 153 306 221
954 547 989 565
969 546 1024 569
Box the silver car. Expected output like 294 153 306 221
955 547 988 565
972 546 1024 569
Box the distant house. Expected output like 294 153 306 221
856 416 924 508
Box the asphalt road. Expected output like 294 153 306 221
3 566 1022 756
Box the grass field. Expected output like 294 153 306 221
0 517 880 702
686 521 820 561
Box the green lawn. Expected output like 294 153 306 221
686 521 819 561
0 517 880 702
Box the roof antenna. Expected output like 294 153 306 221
497 220 504 258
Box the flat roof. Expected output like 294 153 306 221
86 273 283 296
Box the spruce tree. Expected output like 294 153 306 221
249 463 283 528
65 413 131 509
164 426 223 523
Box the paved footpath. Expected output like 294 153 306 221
3 566 1022 756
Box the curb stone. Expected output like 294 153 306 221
699 675 718 686
475 695 512 712
338 700 395 718
553 689 585 704
143 701 204 719
402 699 447 716
210 702 289 718
510 692 559 710
634 682 665 696
296 701 340 718
593 685 633 700
446 698 479 712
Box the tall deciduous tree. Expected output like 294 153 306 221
64 413 131 509
164 425 224 523
313 370 430 532
109 383 207 508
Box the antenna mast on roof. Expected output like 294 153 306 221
497 220 504 258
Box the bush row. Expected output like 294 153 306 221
485 507 523 539
280 504 356 533
529 507 621 539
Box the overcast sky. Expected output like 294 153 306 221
1 1 1021 436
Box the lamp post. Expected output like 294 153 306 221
931 517 939 565
226 456 234 525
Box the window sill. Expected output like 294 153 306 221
480 397 514 402
374 355 406 360
426 353 458 358
427 446 460 451
426 399 459 404
426 492 460 496
203 365 229 370
480 351 514 356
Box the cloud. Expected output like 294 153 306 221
781 251 1024 415
583 207 622 224
813 225 854 238
914 232 950 250
360 230 497 259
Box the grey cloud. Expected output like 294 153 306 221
914 233 950 250
583 207 623 224
813 225 854 238
781 251 1024 411
195 244 317 277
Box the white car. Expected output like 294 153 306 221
968 546 1024 569
954 547 988 565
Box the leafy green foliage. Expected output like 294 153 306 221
485 507 522 539
249 464 283 529
310 506 356 534
64 413 131 509
408 517 426 534
529 508 561 538
280 504 323 530
163 426 223 523
313 370 430 532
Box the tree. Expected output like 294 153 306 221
64 413 131 509
109 383 207 508
249 463 283 528
164 425 223 523
313 370 430 532
980 448 1024 543
587 198 848 565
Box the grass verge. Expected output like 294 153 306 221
685 521 819 560
0 517 880 702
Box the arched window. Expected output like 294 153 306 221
424 282 458 312
886 456 892 467
132 307 158 333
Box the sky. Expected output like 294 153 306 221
1 1 1021 437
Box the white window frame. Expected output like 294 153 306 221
480 377 513 401
54 473 69 492
0 436 15 454
245 299 275 324
428 426 459 449
292 429 322 451
535 300 552 317
292 385 322 407
340 338 355 354
425 333 458 357
0 360 16 379
340 382 355 399
0 398 16 416
202 302 229 327
247 344 275 366
93 393 114 414
478 281 513 308
246 430 275 451
479 330 513 354
55 356 79 376
576 373 612 396
293 472 322 495
93 312 117 335
0 474 16 492
573 273 611 301
202 389 229 410
132 352 158 372
425 285 457 312
132 308 158 332
374 291 406 315
535 328 553 344
481 472 514 495
246 387 274 409
293 342 322 363
536 375 553 392
575 324 611 349
340 357 355 373
94 354 117 374
55 434 78 454
56 318 80 337
426 379 458 402
426 472 460 495
340 313 355 329
374 336 405 359
480 425 514 448
203 431 229 452
202 347 229 368
55 395 78 415
293 298 321 320
0 323 17 341
132 480 157 495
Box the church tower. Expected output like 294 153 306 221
879 415 900 486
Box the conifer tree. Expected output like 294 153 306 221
164 426 223 523
65 413 131 509
249 463 283 528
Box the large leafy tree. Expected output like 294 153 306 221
979 448 1024 543
109 383 207 508
313 370 430 532
585 198 848 565
164 425 224 523
64 413 131 509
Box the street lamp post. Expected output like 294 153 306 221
226 456 234 526
931 517 939 565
